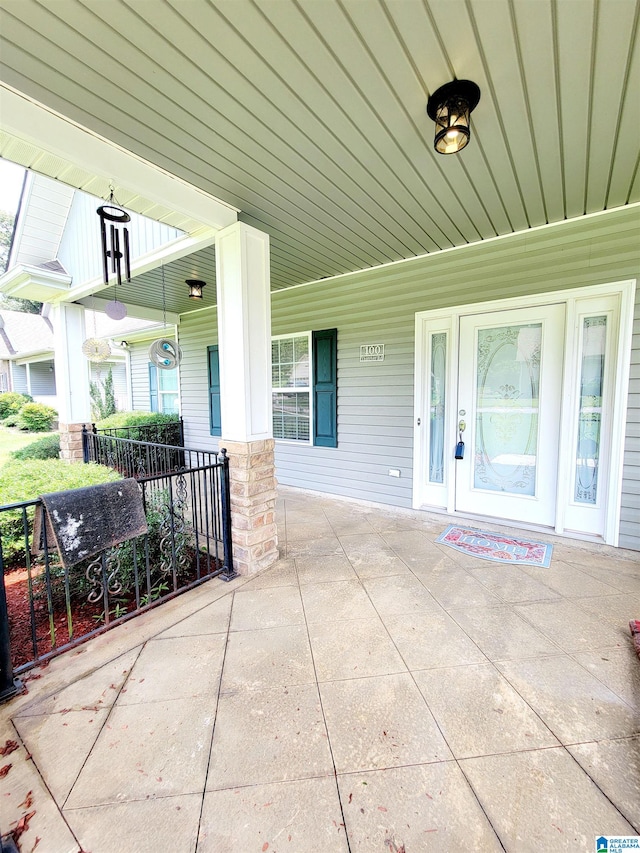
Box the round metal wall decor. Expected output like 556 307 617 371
148 337 182 370
82 337 111 362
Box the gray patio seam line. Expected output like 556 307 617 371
296 556 354 853
326 517 513 849
455 757 510 851
349 561 513 850
194 589 235 853
10 576 255 720
494 655 639 749
8 716 85 851
60 643 146 811
570 744 640 833
567 648 637 711
336 519 604 850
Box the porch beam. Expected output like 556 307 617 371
0 85 239 231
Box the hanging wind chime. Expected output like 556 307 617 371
97 186 130 320
83 186 131 360
148 265 182 370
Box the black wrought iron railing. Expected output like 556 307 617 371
0 449 236 702
88 418 184 447
83 429 187 478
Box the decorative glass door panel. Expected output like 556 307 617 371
429 332 447 484
574 316 607 504
474 324 541 496
456 304 565 526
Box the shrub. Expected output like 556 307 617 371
0 391 32 419
15 402 57 432
12 433 60 461
0 459 121 567
2 413 21 428
96 411 179 429
90 367 117 421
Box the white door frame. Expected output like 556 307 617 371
412 280 636 546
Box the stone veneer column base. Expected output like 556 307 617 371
221 438 279 576
59 422 86 463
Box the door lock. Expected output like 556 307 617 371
455 419 466 460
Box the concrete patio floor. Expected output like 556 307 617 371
1 486 639 852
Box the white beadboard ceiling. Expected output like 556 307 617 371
0 0 638 304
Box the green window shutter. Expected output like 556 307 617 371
208 345 222 436
312 328 337 447
148 363 158 412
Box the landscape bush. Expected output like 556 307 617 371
12 433 61 460
0 391 32 420
15 402 57 432
2 413 21 428
96 410 179 429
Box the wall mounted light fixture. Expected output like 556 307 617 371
426 79 480 155
186 279 206 299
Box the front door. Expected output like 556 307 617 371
454 304 565 526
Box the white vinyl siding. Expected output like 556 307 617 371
28 360 56 397
130 342 155 411
271 207 639 549
11 363 28 395
177 309 219 450
622 286 640 550
57 189 182 285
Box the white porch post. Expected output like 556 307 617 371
52 303 92 462
215 222 278 575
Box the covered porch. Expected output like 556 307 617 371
1 486 638 851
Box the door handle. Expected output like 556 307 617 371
455 420 465 459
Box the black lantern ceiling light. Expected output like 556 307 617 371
97 187 131 320
426 79 481 155
186 279 206 300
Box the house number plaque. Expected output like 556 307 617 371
360 344 385 362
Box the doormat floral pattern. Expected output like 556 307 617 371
437 525 553 567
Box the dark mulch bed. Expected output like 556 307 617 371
5 567 103 669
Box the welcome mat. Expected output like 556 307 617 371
436 525 553 567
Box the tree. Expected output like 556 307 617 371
0 209 43 314
0 210 13 273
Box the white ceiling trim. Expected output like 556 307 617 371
0 83 239 231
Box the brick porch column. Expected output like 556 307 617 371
52 304 92 463
59 422 86 463
222 439 278 575
216 222 278 576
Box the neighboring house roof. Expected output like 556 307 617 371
0 307 156 360
0 309 53 359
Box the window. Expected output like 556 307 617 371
272 334 311 441
207 345 221 436
271 329 337 446
149 363 179 414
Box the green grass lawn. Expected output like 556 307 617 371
0 425 53 469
